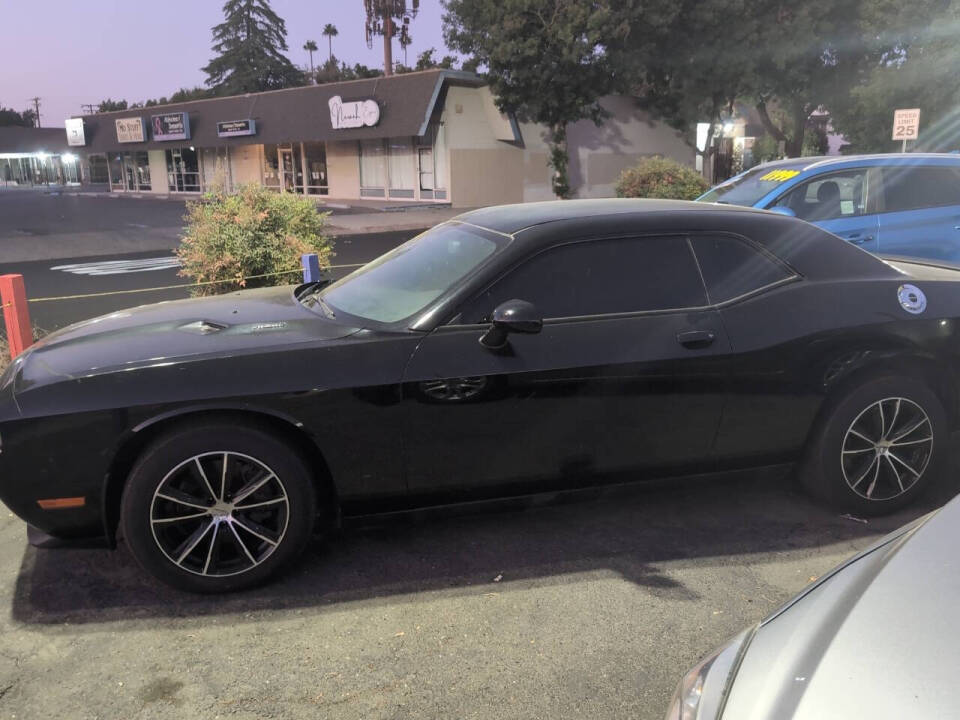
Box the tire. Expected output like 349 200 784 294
121 421 316 593
802 375 947 515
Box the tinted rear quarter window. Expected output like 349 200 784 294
882 166 960 212
461 236 707 322
690 235 793 304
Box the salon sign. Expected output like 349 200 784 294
328 95 380 129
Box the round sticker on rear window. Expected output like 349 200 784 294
897 284 926 314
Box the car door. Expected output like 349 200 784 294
769 168 880 253
400 234 732 498
876 165 960 262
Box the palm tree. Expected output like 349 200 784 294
303 39 318 75
322 24 338 61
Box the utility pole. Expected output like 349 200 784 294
80 103 97 115
28 97 41 127
383 15 393 76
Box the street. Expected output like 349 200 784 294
0 190 419 330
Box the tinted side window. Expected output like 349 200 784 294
690 235 793 304
772 169 868 221
461 236 707 322
881 167 960 213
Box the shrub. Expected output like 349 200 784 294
615 156 709 201
177 184 334 296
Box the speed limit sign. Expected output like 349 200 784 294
892 108 920 141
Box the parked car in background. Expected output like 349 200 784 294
665 494 959 720
699 153 960 263
3 199 960 592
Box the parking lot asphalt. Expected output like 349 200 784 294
1 470 951 719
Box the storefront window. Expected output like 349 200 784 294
201 147 231 191
87 154 109 184
109 153 125 191
303 142 328 195
387 139 415 198
263 144 281 191
133 151 150 191
359 139 386 196
166 148 200 192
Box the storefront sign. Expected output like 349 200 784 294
65 118 85 147
217 119 257 137
115 117 146 143
328 95 380 129
151 112 191 141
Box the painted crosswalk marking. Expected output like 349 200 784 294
51 257 182 276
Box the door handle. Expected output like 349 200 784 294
844 233 873 244
676 330 716 349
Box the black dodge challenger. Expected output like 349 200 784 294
0 199 955 591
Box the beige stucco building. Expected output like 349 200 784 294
60 70 692 207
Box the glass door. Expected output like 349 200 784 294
280 148 296 192
419 147 434 195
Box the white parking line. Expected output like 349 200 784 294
50 257 182 276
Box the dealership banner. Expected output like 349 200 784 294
151 112 191 141
217 119 256 137
65 118 86 147
115 117 146 143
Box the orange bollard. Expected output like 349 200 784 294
0 274 33 358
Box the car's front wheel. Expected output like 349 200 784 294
121 421 316 592
802 375 947 515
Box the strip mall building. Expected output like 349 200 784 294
21 70 694 207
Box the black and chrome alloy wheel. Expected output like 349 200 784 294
150 452 290 577
122 422 316 592
841 397 933 502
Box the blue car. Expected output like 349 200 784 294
699 153 960 262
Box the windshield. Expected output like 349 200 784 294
318 222 506 324
698 165 808 206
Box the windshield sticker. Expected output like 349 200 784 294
897 284 927 314
758 169 801 182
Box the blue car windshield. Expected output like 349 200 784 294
319 222 506 324
699 165 807 207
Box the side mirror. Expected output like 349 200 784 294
479 299 543 349
768 205 796 218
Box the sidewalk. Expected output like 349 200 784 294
325 206 466 235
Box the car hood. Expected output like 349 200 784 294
17 285 361 383
721 498 958 719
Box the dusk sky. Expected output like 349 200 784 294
0 0 449 127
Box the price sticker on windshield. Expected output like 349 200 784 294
759 169 801 182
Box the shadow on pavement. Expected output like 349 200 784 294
11 470 956 626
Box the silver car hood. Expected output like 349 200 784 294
722 497 958 720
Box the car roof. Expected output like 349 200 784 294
753 152 960 174
454 198 765 235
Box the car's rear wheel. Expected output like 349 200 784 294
802 375 947 515
121 422 316 592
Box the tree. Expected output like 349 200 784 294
613 0 758 176
748 0 943 157
363 1 419 76
0 108 35 127
828 0 959 152
97 99 129 112
169 86 213 103
203 0 303 94
304 39 318 75
443 0 625 198
315 57 383 84
414 47 457 71
322 23 338 60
